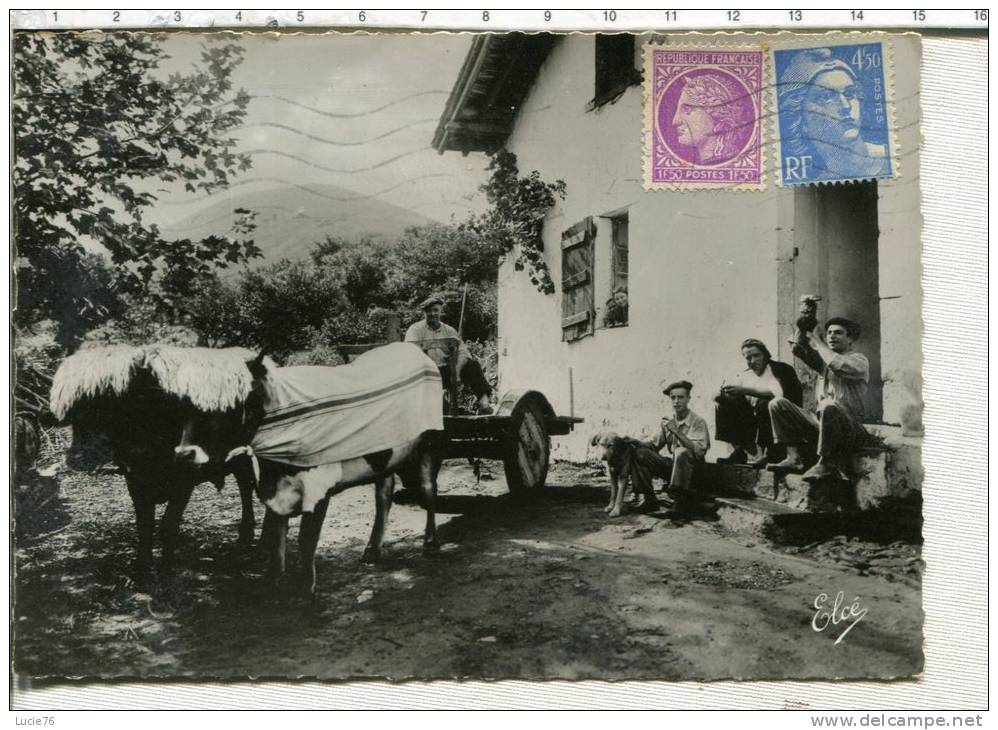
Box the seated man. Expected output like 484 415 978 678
767 317 871 482
404 295 493 414
629 380 711 511
715 338 803 467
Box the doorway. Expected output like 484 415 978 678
778 181 882 422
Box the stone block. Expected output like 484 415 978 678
694 462 765 497
851 448 922 510
773 474 854 512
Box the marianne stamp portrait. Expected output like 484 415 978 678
643 47 765 190
774 41 895 185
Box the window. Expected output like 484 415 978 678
604 212 629 327
561 217 597 342
589 34 640 110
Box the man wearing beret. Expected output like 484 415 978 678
629 380 711 511
405 294 493 414
767 317 871 482
715 338 803 467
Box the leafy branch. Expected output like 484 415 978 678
464 150 565 295
12 32 259 349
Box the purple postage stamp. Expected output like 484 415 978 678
643 46 765 190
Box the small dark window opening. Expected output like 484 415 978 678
603 212 629 328
590 34 639 110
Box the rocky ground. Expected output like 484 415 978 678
13 441 923 682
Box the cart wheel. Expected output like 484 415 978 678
504 397 550 495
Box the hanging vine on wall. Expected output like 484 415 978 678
464 150 566 295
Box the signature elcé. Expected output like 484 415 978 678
812 591 869 644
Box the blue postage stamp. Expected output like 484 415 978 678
773 41 894 185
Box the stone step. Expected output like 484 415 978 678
701 463 856 513
771 473 856 512
694 462 767 498
702 425 923 513
714 496 818 541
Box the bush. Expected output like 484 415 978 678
186 260 344 359
82 298 201 348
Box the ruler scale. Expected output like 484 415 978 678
11 9 990 31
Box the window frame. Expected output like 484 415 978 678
587 34 642 112
601 209 630 329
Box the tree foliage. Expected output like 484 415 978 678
187 223 502 361
12 32 260 348
187 259 343 355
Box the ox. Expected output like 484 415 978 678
174 343 445 595
50 345 265 575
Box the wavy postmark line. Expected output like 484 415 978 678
235 119 438 147
159 173 457 207
241 146 432 175
650 76 917 145
249 90 449 119
649 141 921 187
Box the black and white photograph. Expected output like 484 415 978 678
7 17 984 703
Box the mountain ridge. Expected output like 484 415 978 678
158 183 436 262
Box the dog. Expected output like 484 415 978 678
590 430 644 518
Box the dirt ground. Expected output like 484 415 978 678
13 455 923 681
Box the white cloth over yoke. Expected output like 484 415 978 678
251 343 443 468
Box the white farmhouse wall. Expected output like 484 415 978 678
494 34 922 462
876 37 923 425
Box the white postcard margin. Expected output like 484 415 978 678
7 34 989 712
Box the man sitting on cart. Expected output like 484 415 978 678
405 294 493 414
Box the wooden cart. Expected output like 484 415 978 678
439 389 582 494
338 338 582 495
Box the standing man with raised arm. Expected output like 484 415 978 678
767 317 871 482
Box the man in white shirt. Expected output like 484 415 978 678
404 295 493 414
715 338 803 467
628 380 711 512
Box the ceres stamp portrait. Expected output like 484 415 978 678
644 46 765 190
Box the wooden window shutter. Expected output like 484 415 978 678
560 217 597 342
